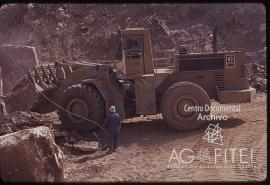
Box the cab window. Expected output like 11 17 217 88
125 35 143 59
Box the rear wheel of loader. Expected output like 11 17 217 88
161 81 210 131
58 84 106 133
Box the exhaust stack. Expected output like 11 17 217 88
212 26 218 53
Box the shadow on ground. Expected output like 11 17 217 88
215 117 245 128
117 117 246 148
75 152 108 163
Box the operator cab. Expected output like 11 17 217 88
115 28 154 79
115 28 157 115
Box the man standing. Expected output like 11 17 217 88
105 105 121 154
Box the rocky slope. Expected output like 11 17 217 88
0 3 266 64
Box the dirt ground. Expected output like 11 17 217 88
63 93 267 182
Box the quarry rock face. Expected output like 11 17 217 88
0 126 64 182
0 45 39 95
0 4 266 63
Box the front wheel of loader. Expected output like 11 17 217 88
161 81 210 131
58 84 106 133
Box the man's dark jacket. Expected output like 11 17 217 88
106 112 121 133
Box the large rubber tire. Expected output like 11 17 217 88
161 81 210 131
57 84 106 133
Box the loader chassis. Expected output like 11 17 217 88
7 28 255 132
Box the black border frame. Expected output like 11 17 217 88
0 0 268 184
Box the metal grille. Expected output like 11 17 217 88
215 70 225 90
181 57 224 71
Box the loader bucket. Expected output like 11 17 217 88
4 72 43 113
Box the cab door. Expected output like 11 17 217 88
123 34 144 77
